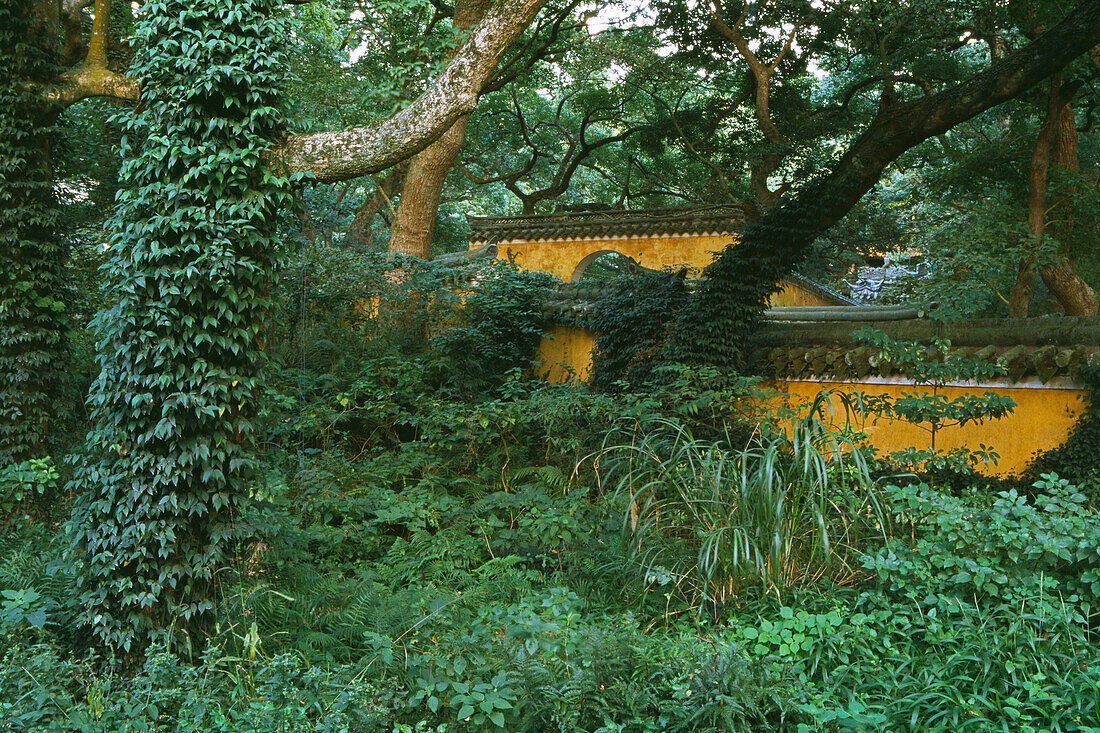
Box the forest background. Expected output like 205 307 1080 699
6 0 1100 730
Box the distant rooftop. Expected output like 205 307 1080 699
467 205 750 244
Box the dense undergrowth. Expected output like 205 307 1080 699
4 245 1100 732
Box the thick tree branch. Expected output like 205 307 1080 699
709 0 797 205
86 0 109 66
44 65 141 106
278 0 546 182
481 0 584 94
44 0 142 106
44 0 549 180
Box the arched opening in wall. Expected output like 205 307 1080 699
570 250 637 282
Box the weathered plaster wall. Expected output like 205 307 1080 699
764 379 1088 477
770 282 841 308
535 325 596 382
516 230 1087 477
494 233 735 280
533 325 1088 476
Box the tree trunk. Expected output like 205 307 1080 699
346 165 405 248
388 116 472 257
667 0 1100 370
1008 78 1064 317
1040 100 1098 314
388 0 492 259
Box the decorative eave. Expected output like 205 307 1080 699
754 316 1100 349
754 343 1100 384
751 316 1100 385
540 276 866 320
467 205 750 244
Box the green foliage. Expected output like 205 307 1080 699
0 457 59 516
869 474 1100 614
0 641 381 732
431 261 554 395
854 327 1016 473
1 588 55 631
66 0 293 654
0 0 66 464
267 244 553 398
1027 365 1100 501
601 393 884 605
584 269 690 390
800 474 1100 732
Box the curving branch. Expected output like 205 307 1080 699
674 0 1100 368
481 0 584 94
275 0 547 182
42 0 549 184
818 73 937 117
708 0 799 207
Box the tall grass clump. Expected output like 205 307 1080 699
601 392 886 605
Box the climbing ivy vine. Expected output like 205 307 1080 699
67 0 292 653
584 270 690 390
0 0 65 465
666 192 830 372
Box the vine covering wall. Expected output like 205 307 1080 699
1026 365 1100 496
0 0 65 465
67 0 292 653
581 271 690 390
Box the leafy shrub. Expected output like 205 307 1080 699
854 327 1016 474
0 641 380 732
585 268 690 391
431 261 555 395
1026 365 1100 504
0 457 59 516
866 473 1100 616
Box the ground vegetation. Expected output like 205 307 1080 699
5 0 1100 729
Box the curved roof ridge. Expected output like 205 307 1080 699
468 205 750 243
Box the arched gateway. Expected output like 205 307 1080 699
467 206 855 307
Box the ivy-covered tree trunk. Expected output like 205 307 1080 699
0 0 65 465
68 0 291 654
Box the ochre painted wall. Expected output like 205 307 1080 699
770 282 841 308
532 325 1088 477
535 325 596 383
518 232 1088 476
487 232 847 309
492 233 735 280
762 379 1088 477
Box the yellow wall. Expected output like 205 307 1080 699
361 224 1086 476
514 232 1092 475
770 282 841 308
490 233 735 281
531 325 1088 476
762 380 1088 476
535 325 596 382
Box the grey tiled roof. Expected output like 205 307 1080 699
751 316 1100 384
467 205 750 243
